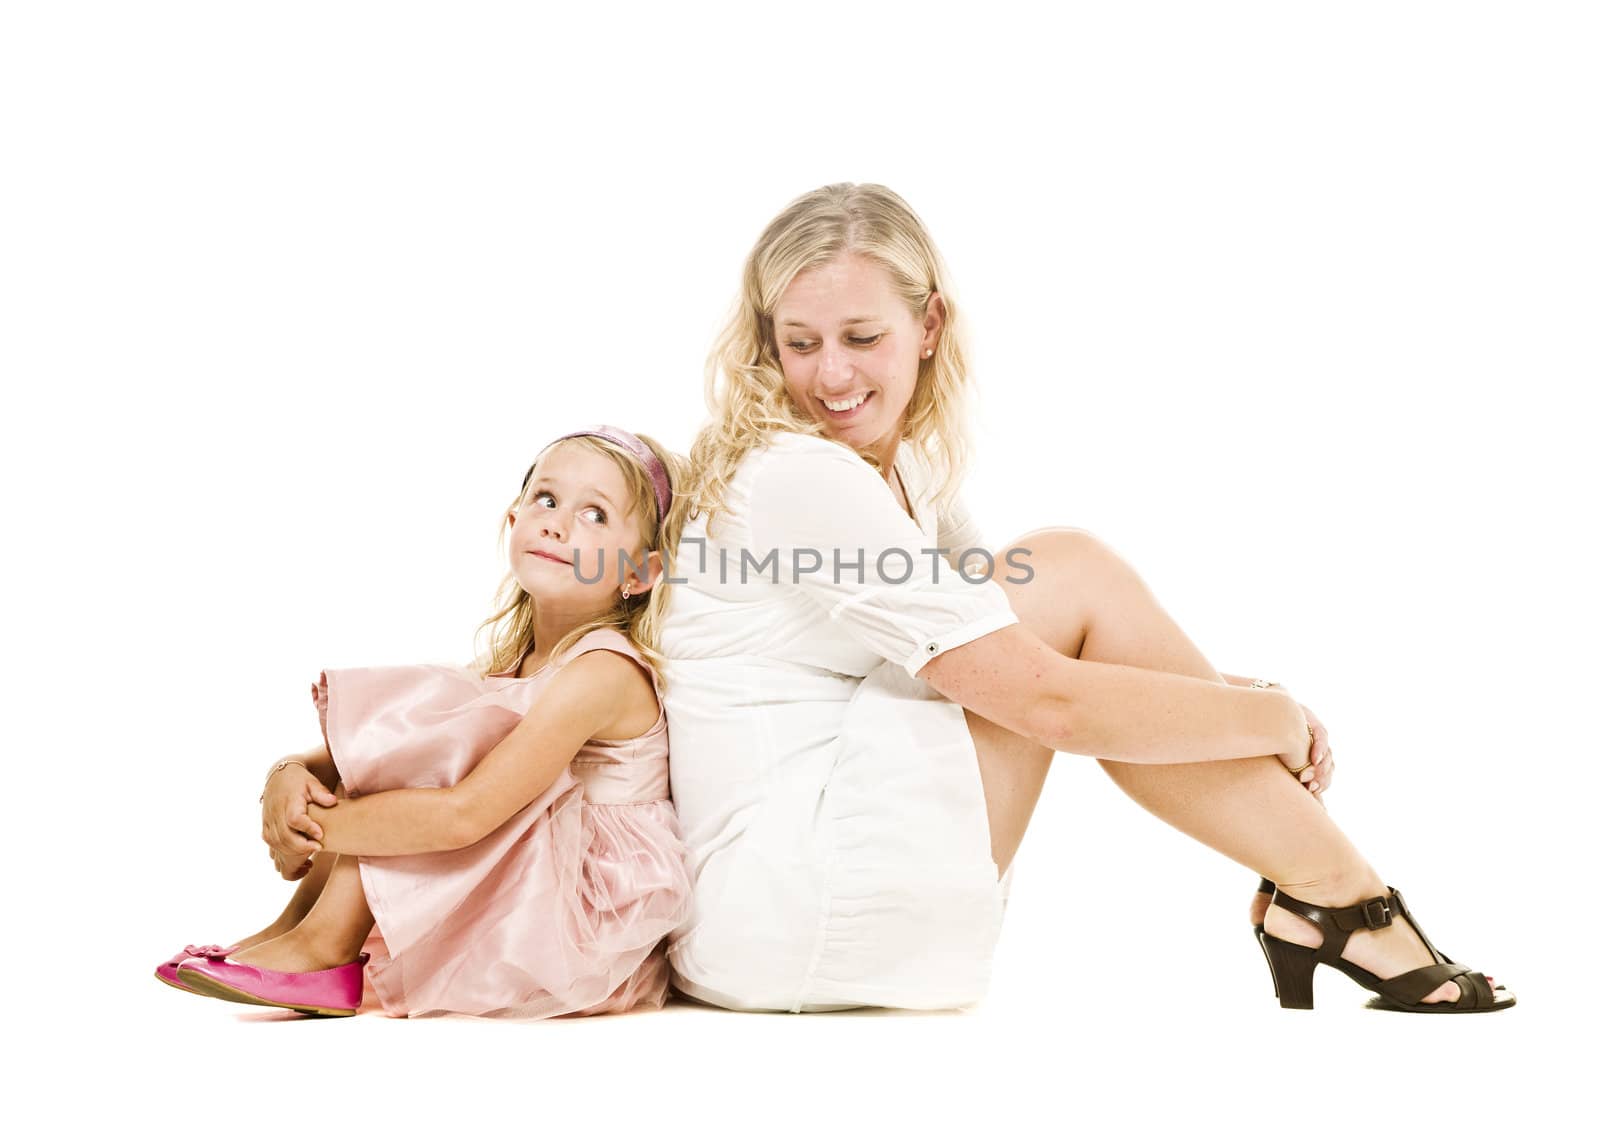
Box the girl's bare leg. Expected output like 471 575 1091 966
227 855 337 949
226 784 347 949
229 854 374 972
965 527 1478 1003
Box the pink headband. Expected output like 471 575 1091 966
525 425 673 524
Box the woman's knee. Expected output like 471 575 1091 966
983 529 1112 656
998 526 1129 592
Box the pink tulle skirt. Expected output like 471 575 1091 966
313 664 692 1019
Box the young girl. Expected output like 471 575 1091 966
155 425 694 1018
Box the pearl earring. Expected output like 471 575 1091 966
923 348 933 358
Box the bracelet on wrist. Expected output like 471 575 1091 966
259 758 307 803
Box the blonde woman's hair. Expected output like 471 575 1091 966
473 432 687 682
671 182 976 544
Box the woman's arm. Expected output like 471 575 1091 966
919 625 1308 764
305 650 649 856
745 438 1309 769
1219 671 1279 690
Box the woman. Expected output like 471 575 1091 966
655 182 1511 1015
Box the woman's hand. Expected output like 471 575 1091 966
1270 686 1316 781
1272 703 1333 805
1275 718 1314 780
1298 702 1334 797
1254 682 1330 802
261 761 336 870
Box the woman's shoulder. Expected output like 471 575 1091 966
741 430 881 487
695 432 894 545
754 432 945 507
704 432 873 519
722 429 862 469
763 429 862 460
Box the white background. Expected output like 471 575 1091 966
3 2 1594 1119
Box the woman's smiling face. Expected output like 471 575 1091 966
773 253 942 456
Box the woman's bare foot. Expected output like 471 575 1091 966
1249 887 1271 928
1258 882 1498 1003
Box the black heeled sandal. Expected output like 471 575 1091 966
1255 881 1514 1013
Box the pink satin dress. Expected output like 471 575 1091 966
311 626 692 1019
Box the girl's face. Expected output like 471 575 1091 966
506 442 657 611
773 252 943 456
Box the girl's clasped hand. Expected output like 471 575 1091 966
260 762 335 879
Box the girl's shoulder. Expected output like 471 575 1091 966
557 625 644 663
555 628 664 741
556 627 659 689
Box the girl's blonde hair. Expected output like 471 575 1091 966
670 182 976 545
473 432 686 681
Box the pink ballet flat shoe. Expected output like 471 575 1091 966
154 944 237 992
175 948 370 1017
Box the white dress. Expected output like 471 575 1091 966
659 431 1021 1012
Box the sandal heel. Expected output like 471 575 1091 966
1261 934 1319 1009
1254 883 1514 1014
1252 877 1278 998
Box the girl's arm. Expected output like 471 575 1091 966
305 651 656 856
261 744 340 865
266 744 340 793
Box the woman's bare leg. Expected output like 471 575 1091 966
229 854 374 972
965 528 1476 1003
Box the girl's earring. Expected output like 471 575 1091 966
622 585 632 601
923 348 933 358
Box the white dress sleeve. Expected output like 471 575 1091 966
747 437 1019 678
936 487 992 578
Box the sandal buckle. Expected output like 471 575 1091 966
1362 898 1394 929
